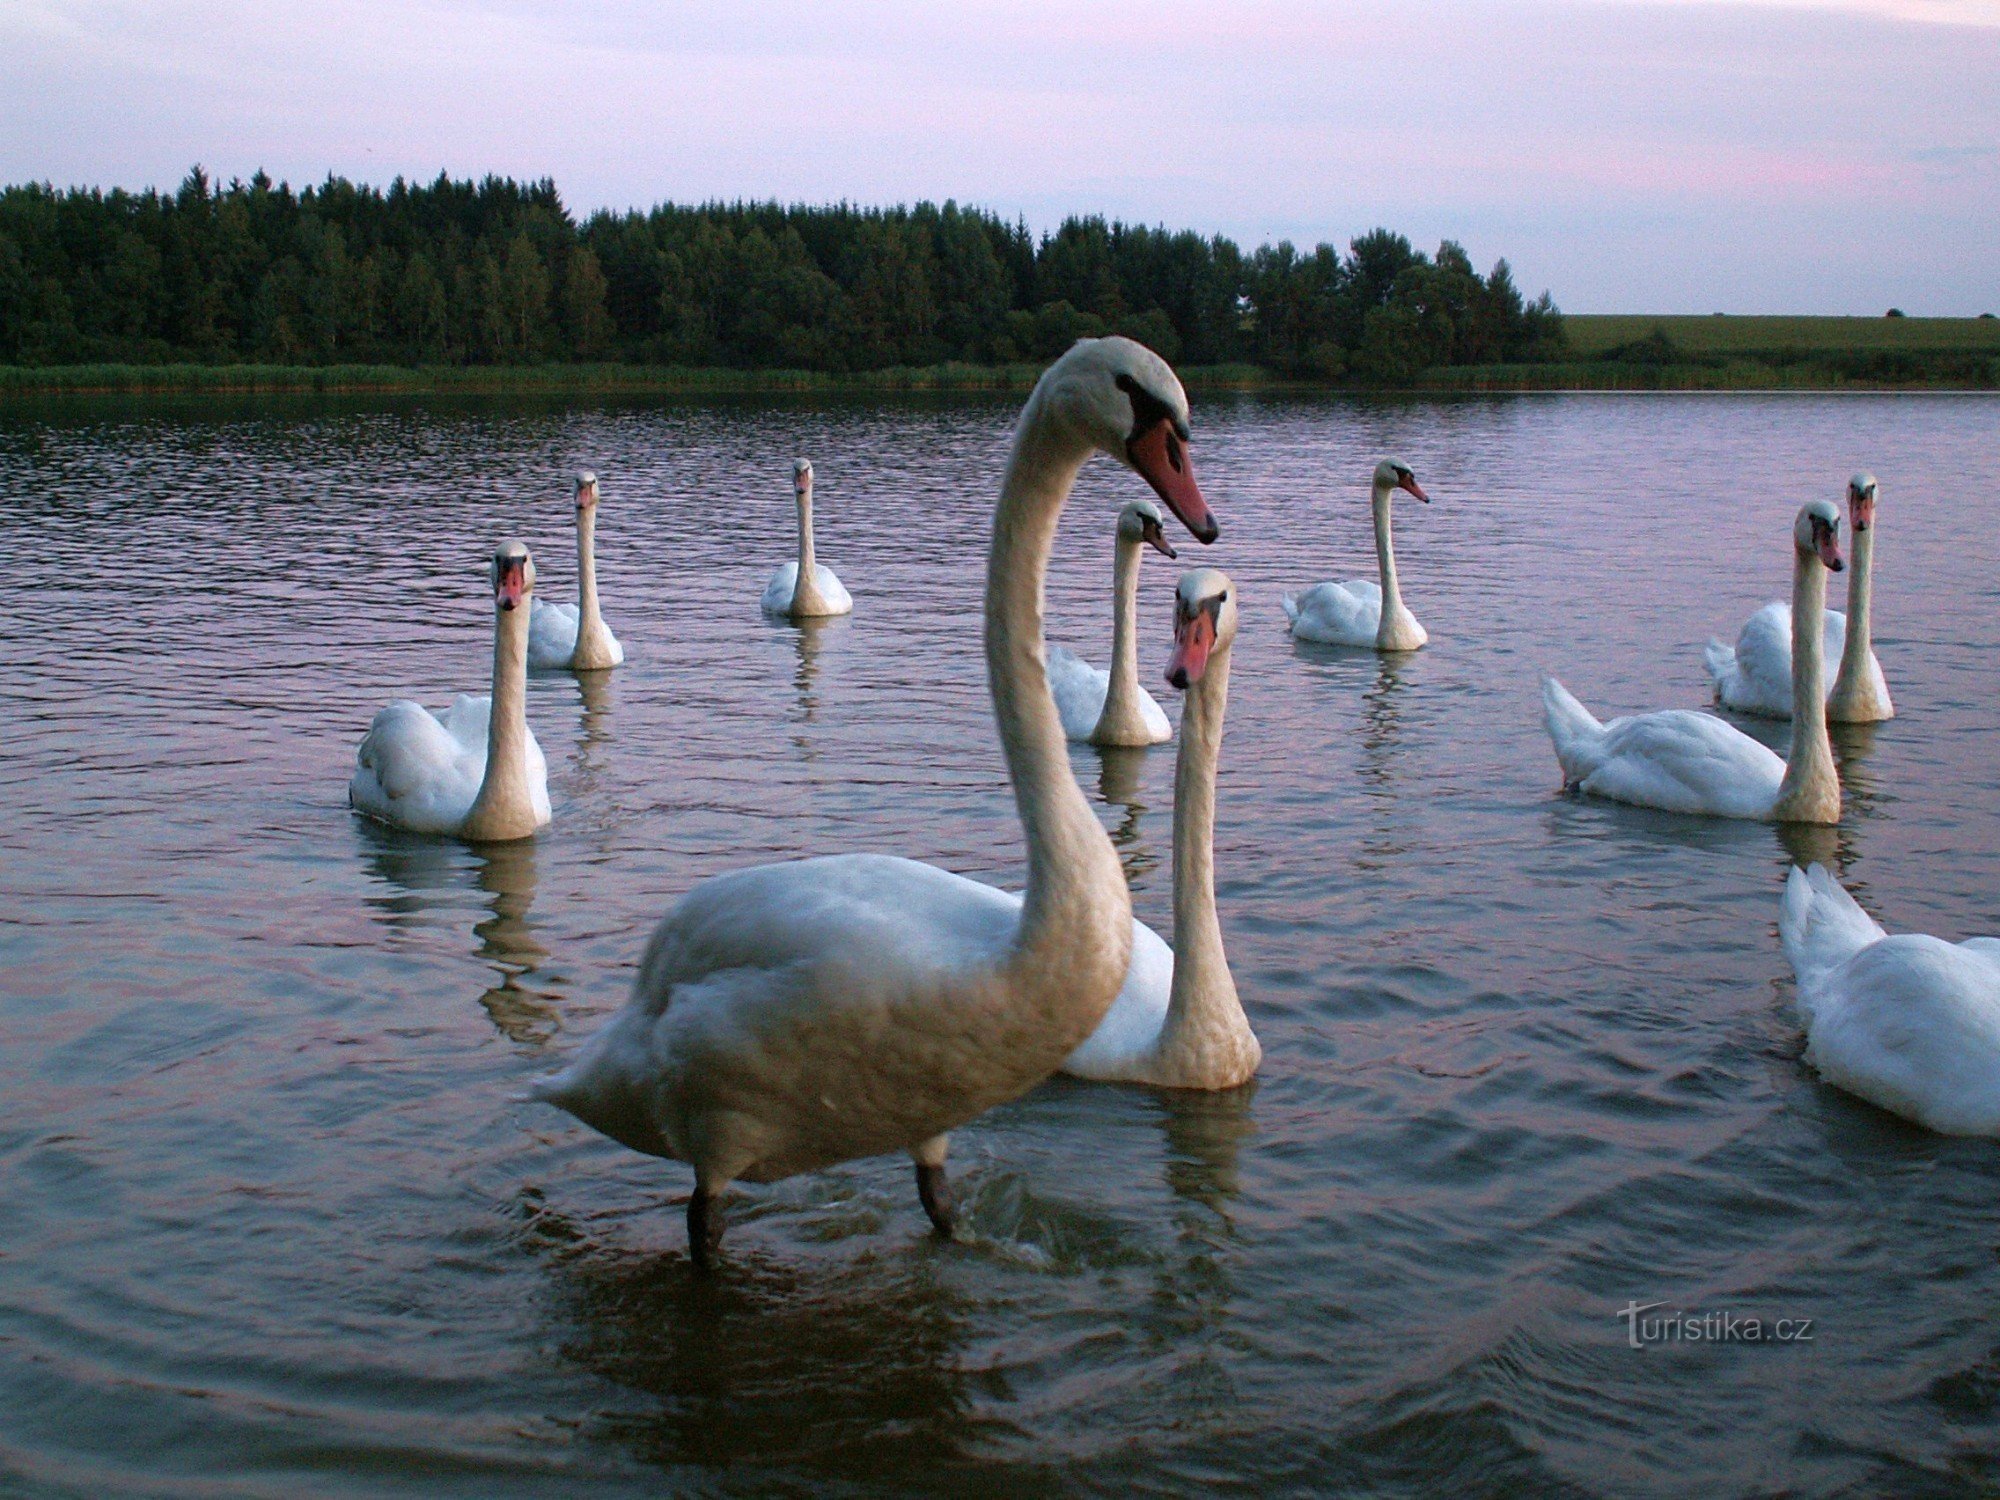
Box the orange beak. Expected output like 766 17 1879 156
1127 422 1217 543
1850 491 1875 532
1815 525 1845 573
495 558 528 611
1398 473 1429 503
1166 606 1217 689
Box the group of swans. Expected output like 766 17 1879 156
531 337 1250 1263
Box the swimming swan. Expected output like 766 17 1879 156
761 458 854 618
528 471 625 671
1542 499 1844 824
1062 568 1261 1088
1780 864 2000 1135
350 541 552 841
1703 474 1891 721
531 338 1219 1265
1047 498 1177 745
1282 458 1431 650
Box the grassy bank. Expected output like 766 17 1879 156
2 322 1997 399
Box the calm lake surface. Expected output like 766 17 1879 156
2 389 1998 1497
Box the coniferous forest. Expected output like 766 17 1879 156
0 169 1568 382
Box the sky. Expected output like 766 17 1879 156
2 0 1995 313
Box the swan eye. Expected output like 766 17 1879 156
1115 372 1186 442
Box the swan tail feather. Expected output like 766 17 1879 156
1280 592 1300 626
1539 675 1602 783
1702 639 1734 695
1780 864 1885 993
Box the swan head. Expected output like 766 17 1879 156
1116 497 1178 558
1165 568 1236 689
491 539 536 611
1038 336 1217 544
1794 498 1844 573
1847 471 1878 532
794 457 813 496
1373 458 1428 503
574 471 599 512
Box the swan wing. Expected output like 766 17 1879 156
1804 934 2000 1135
1134 685 1173 743
812 564 854 614
1710 602 1848 716
350 699 482 832
760 561 800 614
1045 645 1109 741
1583 708 1785 818
527 599 580 669
1284 579 1380 645
1060 917 1175 1079
1780 864 1887 1006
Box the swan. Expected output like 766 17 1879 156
1047 497 1177 745
1281 458 1431 650
1780 864 2000 1135
530 337 1220 1265
1704 474 1891 721
760 458 854 618
1541 498 1844 823
1062 568 1261 1088
528 471 626 671
350 540 552 841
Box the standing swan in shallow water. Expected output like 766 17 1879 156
1703 474 1891 720
531 338 1219 1266
350 541 552 840
761 458 853 618
1048 498 1177 745
528 471 625 671
1542 499 1844 824
1781 865 2000 1135
1063 569 1261 1088
1282 459 1430 650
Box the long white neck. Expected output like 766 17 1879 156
1829 520 1877 712
1774 549 1841 824
988 405 1132 1038
570 507 617 669
460 601 539 841
789 483 829 615
1092 532 1151 745
1154 642 1259 1087
1373 481 1403 615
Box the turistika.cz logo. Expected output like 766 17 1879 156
1617 1302 1815 1349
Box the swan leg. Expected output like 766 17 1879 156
915 1163 955 1238
686 1185 724 1270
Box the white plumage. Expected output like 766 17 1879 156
1704 602 1850 718
1780 865 2000 1136
350 694 551 834
1046 645 1171 743
759 560 854 617
1540 678 1786 820
1280 577 1385 648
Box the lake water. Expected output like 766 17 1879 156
2 389 1998 1497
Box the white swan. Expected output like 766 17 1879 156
531 337 1220 1265
1281 458 1430 650
350 541 552 841
1047 498 1176 745
760 458 854 618
1780 864 2000 1135
1541 498 1844 824
1703 474 1892 721
1062 568 1260 1088
528 471 625 671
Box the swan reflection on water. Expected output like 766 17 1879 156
1092 744 1163 891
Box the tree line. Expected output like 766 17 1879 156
0 169 1565 380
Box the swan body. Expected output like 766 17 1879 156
532 337 1220 1264
1062 569 1260 1088
1283 459 1430 650
1047 498 1177 744
351 541 552 841
1543 499 1845 824
527 471 625 671
1705 474 1890 721
762 459 853 617
1781 865 2000 1135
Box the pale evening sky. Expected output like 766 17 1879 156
2 0 1995 314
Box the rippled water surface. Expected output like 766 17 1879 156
3 390 1999 1497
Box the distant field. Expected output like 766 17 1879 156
1565 315 2000 358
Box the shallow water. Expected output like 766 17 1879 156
2 389 1998 1497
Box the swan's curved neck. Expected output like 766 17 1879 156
571 508 616 669
1155 643 1259 1086
789 483 829 615
1372 482 1410 641
1775 550 1840 823
1092 532 1149 744
988 406 1131 1027
461 601 538 840
1830 520 1875 705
